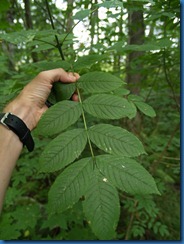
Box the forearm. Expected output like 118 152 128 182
0 102 34 214
0 125 22 213
0 69 79 214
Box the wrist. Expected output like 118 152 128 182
3 99 36 131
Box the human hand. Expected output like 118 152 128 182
3 68 79 131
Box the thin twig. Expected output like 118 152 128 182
45 0 65 60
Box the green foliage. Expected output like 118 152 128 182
77 71 125 93
39 129 87 172
36 70 159 240
0 0 179 241
37 101 82 135
89 124 146 157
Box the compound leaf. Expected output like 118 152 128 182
96 155 160 195
83 169 120 240
37 101 82 136
83 94 134 119
48 157 93 213
39 128 87 172
89 124 146 157
77 71 125 93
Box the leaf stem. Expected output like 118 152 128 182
76 87 96 163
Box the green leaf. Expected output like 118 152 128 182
83 94 134 119
89 124 146 157
77 71 125 93
39 129 87 172
32 44 54 52
0 30 36 45
134 101 156 117
41 213 67 230
83 169 120 240
96 155 160 195
73 9 90 20
0 214 21 240
37 101 82 136
11 204 40 229
128 94 144 102
53 82 76 101
96 0 124 8
74 54 106 71
48 157 93 213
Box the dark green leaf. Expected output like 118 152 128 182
96 155 160 195
83 94 134 119
39 129 87 172
89 124 146 157
37 101 82 136
53 82 76 101
134 101 156 117
83 169 120 240
77 71 125 93
48 157 93 213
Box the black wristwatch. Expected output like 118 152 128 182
0 112 34 152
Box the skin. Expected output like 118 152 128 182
0 68 79 214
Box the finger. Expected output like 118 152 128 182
37 68 78 84
71 93 79 102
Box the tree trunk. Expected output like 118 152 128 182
125 2 145 134
126 2 145 94
23 0 38 62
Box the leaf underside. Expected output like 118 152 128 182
37 101 82 136
48 157 93 213
77 71 125 93
89 123 146 157
39 128 87 172
83 94 134 119
96 155 160 195
83 169 120 240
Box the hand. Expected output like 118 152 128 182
3 69 80 130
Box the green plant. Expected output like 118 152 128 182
0 0 179 240
35 66 160 240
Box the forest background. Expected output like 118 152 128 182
0 0 180 241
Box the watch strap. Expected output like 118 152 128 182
0 112 34 152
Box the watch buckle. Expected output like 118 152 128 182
0 112 11 129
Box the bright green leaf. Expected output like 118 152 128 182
89 124 146 157
39 129 87 172
83 169 120 240
37 101 82 136
48 157 93 213
96 155 160 195
77 71 125 93
83 94 134 119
